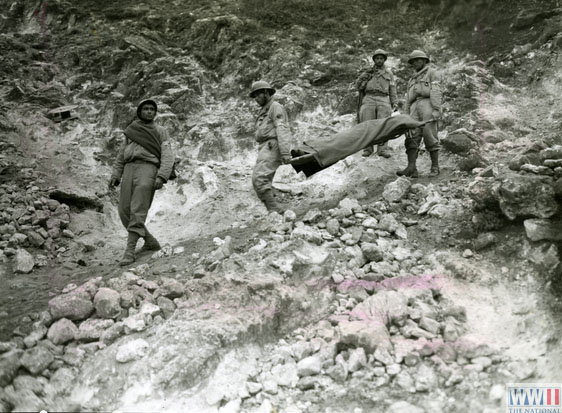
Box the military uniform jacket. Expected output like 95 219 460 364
356 67 398 107
255 100 292 157
404 64 442 113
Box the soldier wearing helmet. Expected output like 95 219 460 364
355 48 398 158
397 50 442 178
249 80 293 213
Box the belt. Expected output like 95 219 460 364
128 160 158 166
366 91 389 97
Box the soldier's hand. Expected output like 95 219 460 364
281 155 292 165
154 177 165 190
108 177 120 189
431 110 441 121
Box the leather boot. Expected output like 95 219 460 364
141 230 161 252
120 232 140 266
429 151 440 177
261 190 284 213
377 142 392 158
396 149 418 178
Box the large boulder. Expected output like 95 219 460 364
441 130 475 154
498 174 557 220
48 290 94 321
47 318 78 345
94 288 122 319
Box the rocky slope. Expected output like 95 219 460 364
1 0 562 412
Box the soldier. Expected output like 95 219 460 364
249 80 293 213
108 99 175 266
355 49 398 158
397 50 442 178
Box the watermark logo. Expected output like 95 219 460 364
507 383 561 412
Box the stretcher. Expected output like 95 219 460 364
290 114 431 177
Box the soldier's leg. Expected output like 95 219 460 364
118 163 139 231
360 105 377 156
418 100 440 176
252 140 283 211
397 102 421 177
376 99 393 158
127 163 158 238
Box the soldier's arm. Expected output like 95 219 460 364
110 139 127 180
270 104 292 157
429 69 443 111
156 127 175 182
389 72 398 108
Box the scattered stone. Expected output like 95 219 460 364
442 129 475 154
63 346 85 367
123 313 149 333
291 224 323 245
12 374 44 395
76 319 115 342
284 210 297 222
374 347 394 366
378 214 400 233
100 322 125 345
388 400 425 413
327 357 348 382
383 178 412 202
347 347 367 372
296 376 316 391
20 346 54 375
94 288 122 319
156 296 176 318
271 362 299 387
361 243 384 262
498 173 557 220
473 233 497 251
262 379 278 394
48 290 94 321
12 248 34 273
0 350 23 386
297 355 322 377
338 320 392 353
386 364 401 376
116 338 149 363
394 370 415 392
23 325 47 348
302 208 323 223
155 277 184 299
246 381 262 395
325 218 340 236
140 302 161 317
523 219 562 241
415 363 438 392
462 249 474 258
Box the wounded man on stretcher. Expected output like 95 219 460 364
289 114 429 177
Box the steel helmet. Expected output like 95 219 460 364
249 80 276 98
408 50 430 64
372 49 388 61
